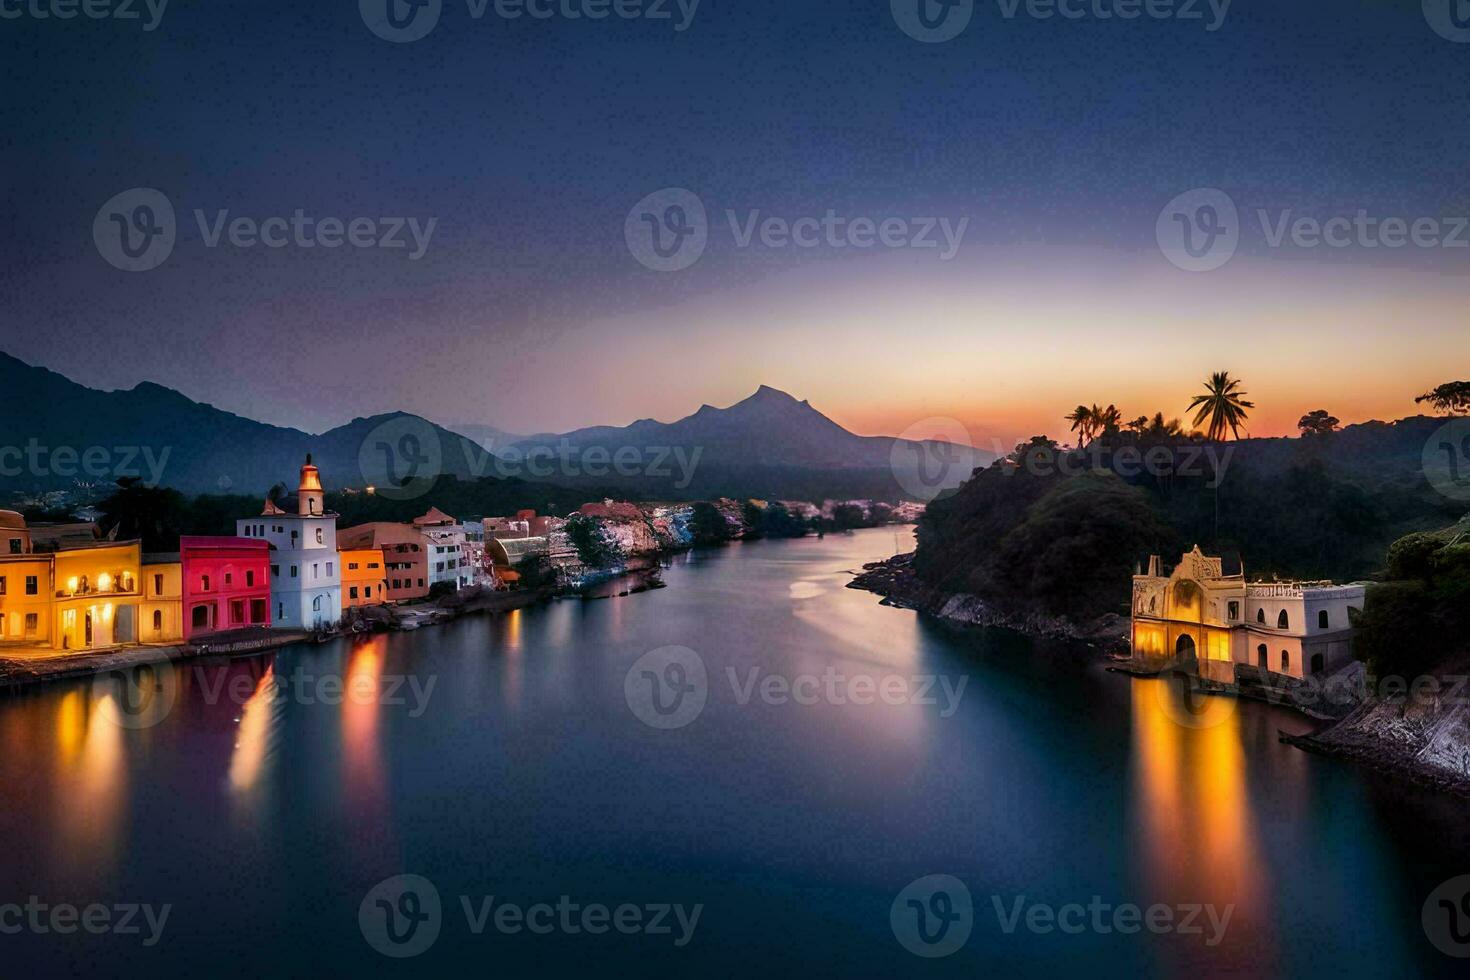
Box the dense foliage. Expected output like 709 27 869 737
565 513 623 567
1355 523 1470 676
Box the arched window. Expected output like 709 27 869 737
152 610 162 631
1256 608 1265 624
1277 609 1289 630
1148 595 1156 613
1281 650 1290 672
312 595 322 611
1257 643 1267 669
315 528 324 545
1317 610 1329 629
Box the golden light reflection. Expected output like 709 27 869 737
342 637 385 804
228 665 277 794
501 609 523 710
53 690 127 871
1131 679 1274 971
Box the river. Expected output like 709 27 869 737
0 527 1464 977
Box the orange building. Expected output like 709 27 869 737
340 548 388 607
51 541 143 651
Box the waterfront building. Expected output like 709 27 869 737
179 536 272 640
337 522 430 603
1131 546 1366 682
0 542 51 646
237 456 342 630
414 506 472 590
340 548 388 607
51 541 143 650
141 553 184 643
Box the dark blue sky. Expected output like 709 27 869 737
2 0 1465 440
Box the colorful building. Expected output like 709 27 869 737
237 456 342 630
180 536 272 640
1 510 31 556
414 507 472 590
340 548 388 608
1131 546 1366 682
337 522 430 603
0 551 51 645
142 554 184 643
51 541 143 651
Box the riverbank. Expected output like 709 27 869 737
0 584 557 691
846 552 1130 652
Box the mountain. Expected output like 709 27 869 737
504 385 993 499
0 352 497 497
0 353 991 503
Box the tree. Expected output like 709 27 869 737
98 478 188 552
1188 371 1255 441
689 502 731 545
1415 381 1470 416
1095 404 1123 438
565 513 622 568
1145 413 1185 439
1297 410 1340 437
1065 405 1094 448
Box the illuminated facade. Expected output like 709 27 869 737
338 523 430 603
52 542 143 651
1132 546 1366 682
340 548 388 607
142 556 184 643
237 456 342 630
180 536 272 640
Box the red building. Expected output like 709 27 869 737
180 536 272 641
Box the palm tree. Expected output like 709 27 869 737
1065 405 1095 448
1145 412 1185 438
1095 404 1123 438
1188 372 1255 441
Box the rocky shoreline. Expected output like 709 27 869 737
849 553 1470 797
846 552 1130 652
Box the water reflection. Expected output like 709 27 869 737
228 664 278 795
52 687 127 874
1131 678 1275 973
342 637 386 806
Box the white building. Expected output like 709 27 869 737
413 507 472 590
237 455 342 630
1131 546 1366 683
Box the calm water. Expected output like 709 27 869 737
1 528 1465 978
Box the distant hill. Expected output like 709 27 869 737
503 385 994 500
0 353 992 503
0 351 495 496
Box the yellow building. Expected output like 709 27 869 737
141 555 184 643
0 553 53 644
51 542 143 651
340 548 388 608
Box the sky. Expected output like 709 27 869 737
1 0 1467 450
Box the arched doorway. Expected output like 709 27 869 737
1175 633 1198 669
